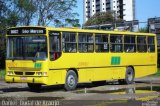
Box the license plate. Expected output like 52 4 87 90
20 77 27 80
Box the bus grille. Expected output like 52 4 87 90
25 72 35 75
14 72 35 75
15 72 23 75
9 67 41 71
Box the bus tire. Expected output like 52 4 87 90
27 83 42 91
64 70 78 91
124 67 134 84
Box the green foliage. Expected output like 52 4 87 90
138 27 149 33
13 0 37 25
35 0 79 26
0 0 79 26
65 18 81 27
0 69 5 78
84 12 124 26
0 0 14 68
154 69 160 76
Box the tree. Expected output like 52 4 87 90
84 12 123 26
1 0 79 26
35 0 79 26
0 0 19 29
65 18 80 27
13 0 36 26
0 0 14 68
138 26 149 33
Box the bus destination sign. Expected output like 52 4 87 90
7 27 46 35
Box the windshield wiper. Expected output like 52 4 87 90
32 57 36 62
23 57 36 62
11 57 23 61
12 57 16 62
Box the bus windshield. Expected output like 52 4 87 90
7 36 47 60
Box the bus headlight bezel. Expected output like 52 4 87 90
36 72 48 76
7 71 14 75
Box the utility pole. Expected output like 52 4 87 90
114 11 117 29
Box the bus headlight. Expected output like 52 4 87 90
7 71 14 75
36 72 42 76
43 72 47 76
36 72 47 76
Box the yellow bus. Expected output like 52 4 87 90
5 26 157 91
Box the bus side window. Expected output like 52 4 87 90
148 36 155 52
62 32 77 52
95 34 109 52
110 35 123 52
137 36 147 52
124 35 136 53
49 31 61 61
78 33 94 52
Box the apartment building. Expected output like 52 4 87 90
83 0 135 23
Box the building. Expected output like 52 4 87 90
83 20 139 32
148 17 160 49
148 17 160 66
83 0 135 23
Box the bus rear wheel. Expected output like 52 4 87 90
27 83 42 91
64 70 78 91
119 67 134 84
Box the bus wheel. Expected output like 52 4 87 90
124 67 134 84
64 70 78 91
27 83 42 91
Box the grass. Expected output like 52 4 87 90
0 69 5 78
154 68 160 76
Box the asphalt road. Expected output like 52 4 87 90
0 76 160 106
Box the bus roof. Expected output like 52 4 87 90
7 26 156 36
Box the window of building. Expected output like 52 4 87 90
124 35 136 52
148 36 155 52
95 34 109 52
78 33 94 52
137 36 147 52
110 35 123 52
62 32 77 52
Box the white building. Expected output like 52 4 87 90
83 0 135 23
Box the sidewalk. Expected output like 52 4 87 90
135 76 160 83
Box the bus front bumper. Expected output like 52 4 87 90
5 76 48 85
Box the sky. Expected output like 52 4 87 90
75 0 160 27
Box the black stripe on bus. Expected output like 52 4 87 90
49 64 156 71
